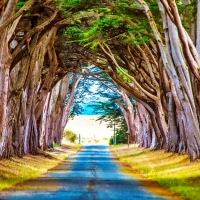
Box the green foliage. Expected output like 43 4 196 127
117 1 129 8
122 34 150 45
55 0 80 7
64 14 124 46
88 15 123 35
59 0 196 50
109 136 113 145
64 26 83 40
63 130 78 142
53 142 58 147
98 16 123 29
67 0 80 6
94 100 128 145
116 68 132 83
98 7 111 13
16 1 26 12
60 0 155 51
177 1 196 30
95 101 122 122
109 129 127 145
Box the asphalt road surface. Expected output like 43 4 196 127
0 145 167 200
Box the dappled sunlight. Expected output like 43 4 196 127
0 145 79 191
112 144 200 200
0 145 169 200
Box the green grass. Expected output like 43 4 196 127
112 144 200 200
110 144 125 149
62 139 82 149
0 144 81 191
67 143 82 149
0 156 58 190
53 142 58 148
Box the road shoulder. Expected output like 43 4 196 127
110 145 185 200
0 144 80 191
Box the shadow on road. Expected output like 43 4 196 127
0 145 168 200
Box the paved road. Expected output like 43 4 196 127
0 145 167 200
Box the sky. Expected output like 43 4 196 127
66 116 113 143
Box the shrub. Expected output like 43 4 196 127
109 136 114 145
109 129 127 145
53 142 58 147
63 130 78 143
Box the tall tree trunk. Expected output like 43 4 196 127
135 103 153 148
0 30 12 158
48 74 70 147
35 27 59 120
115 92 135 143
59 74 82 144
140 0 200 160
